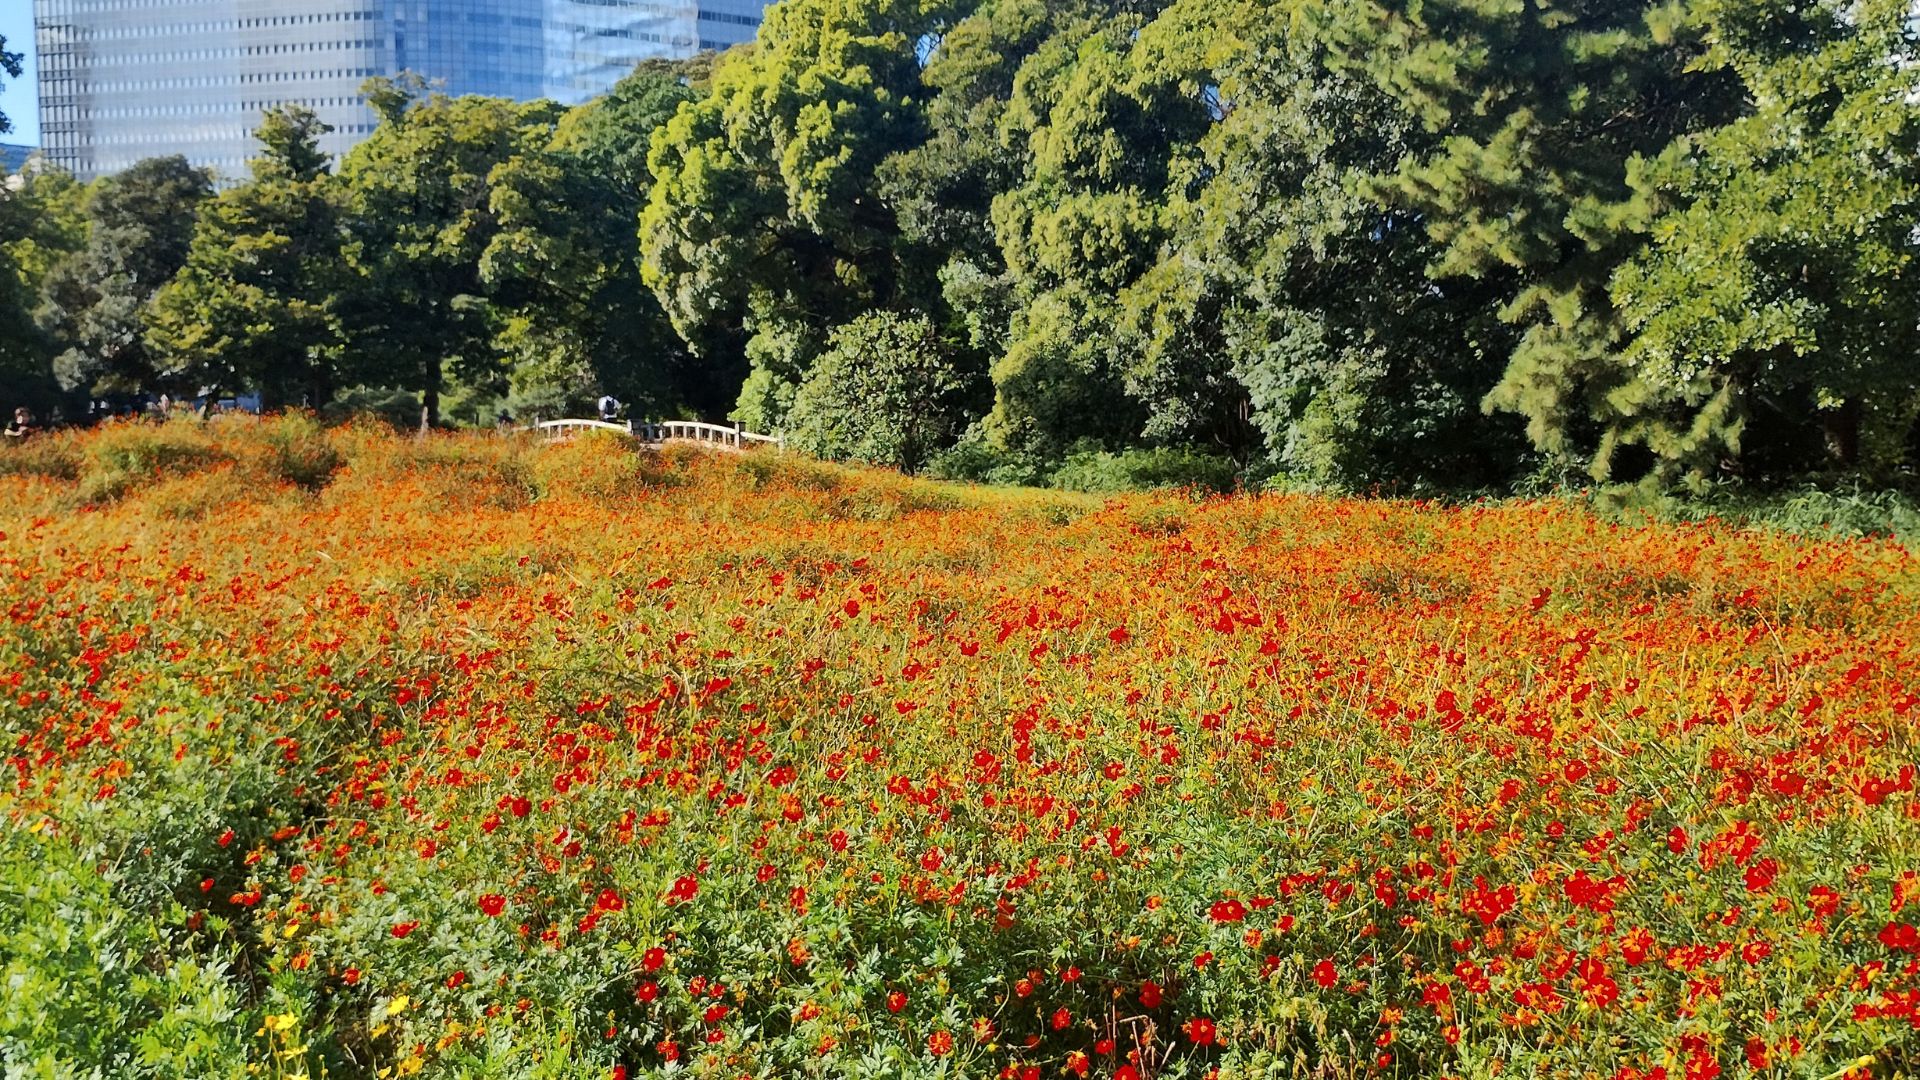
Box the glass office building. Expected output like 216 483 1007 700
33 0 766 182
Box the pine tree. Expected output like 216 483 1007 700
147 106 348 407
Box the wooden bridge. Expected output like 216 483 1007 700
527 418 783 452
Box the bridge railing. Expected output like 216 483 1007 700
529 418 631 441
527 418 783 451
632 420 783 451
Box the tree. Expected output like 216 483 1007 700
786 311 982 472
639 0 949 430
147 105 349 408
482 61 703 422
1107 0 1528 490
0 166 87 414
1609 0 1920 478
1325 0 1747 482
338 77 561 428
37 156 214 396
0 34 22 137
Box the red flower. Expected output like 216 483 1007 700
478 893 506 917
642 946 666 971
1312 959 1338 989
390 920 420 939
887 990 908 1013
1878 921 1920 953
596 888 624 912
635 980 658 1003
1139 981 1163 1008
1209 898 1248 923
927 1030 953 1057
666 875 699 904
1183 1017 1217 1046
1050 1007 1071 1031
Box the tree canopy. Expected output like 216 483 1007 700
6 2 1919 494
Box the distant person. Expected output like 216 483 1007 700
4 407 37 439
157 393 172 417
597 394 621 422
496 409 515 431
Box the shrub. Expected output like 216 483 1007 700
786 312 982 473
75 420 230 504
0 431 83 481
528 431 673 500
1048 446 1238 494
241 411 344 490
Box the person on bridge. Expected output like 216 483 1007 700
597 395 621 423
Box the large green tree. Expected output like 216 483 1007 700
979 6 1206 456
482 60 703 421
1329 0 1747 482
1610 0 1920 478
1107 0 1528 489
37 156 214 397
146 105 348 408
0 167 87 414
639 0 950 430
338 77 561 428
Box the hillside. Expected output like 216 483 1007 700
3 418 1918 1078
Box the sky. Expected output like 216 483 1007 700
2 1 38 145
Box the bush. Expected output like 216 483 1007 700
786 312 982 473
529 431 674 500
241 411 343 490
0 431 83 481
923 428 1049 488
1048 446 1238 494
75 420 231 504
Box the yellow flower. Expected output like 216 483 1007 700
386 995 411 1016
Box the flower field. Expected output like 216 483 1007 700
3 418 1919 1079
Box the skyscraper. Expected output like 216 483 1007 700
33 0 764 183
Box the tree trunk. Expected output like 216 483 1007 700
1822 396 1862 469
421 357 441 432
308 365 334 414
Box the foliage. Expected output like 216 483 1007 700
1609 0 1920 479
337 79 563 427
1047 445 1237 494
36 156 214 396
786 311 982 473
0 165 87 414
6 423 1920 1077
8 0 1920 492
147 105 349 408
638 0 947 429
483 62 707 422
0 33 19 136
